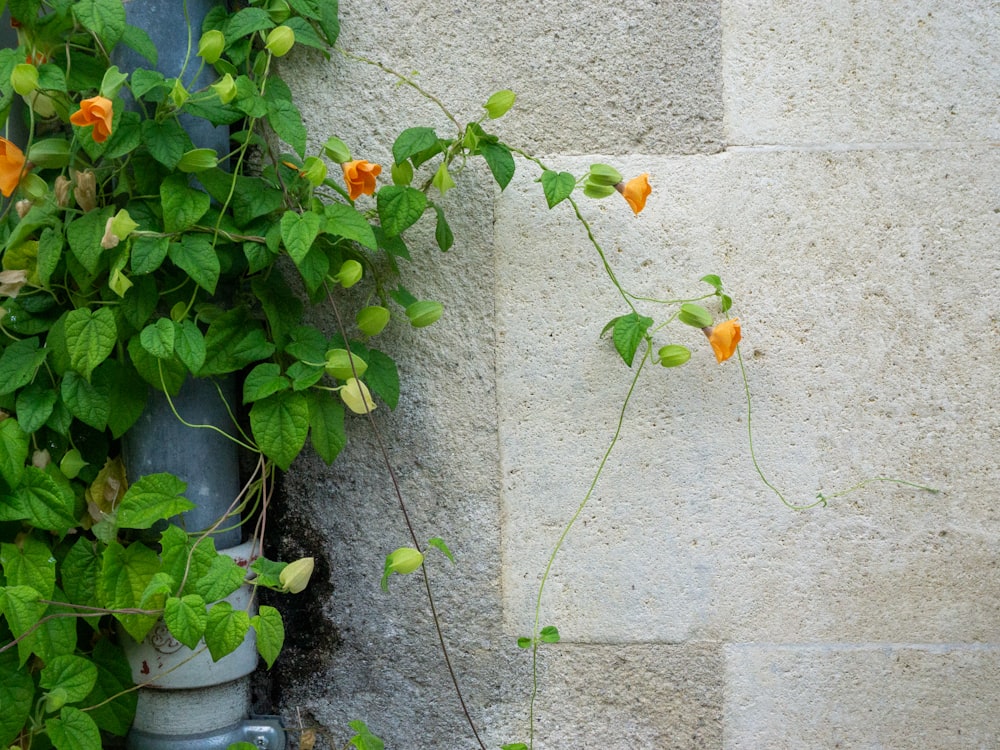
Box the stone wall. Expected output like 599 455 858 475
274 1 1000 747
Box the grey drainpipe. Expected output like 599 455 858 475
116 2 284 748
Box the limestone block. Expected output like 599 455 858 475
723 0 1000 144
527 643 724 749
725 644 1000 748
283 0 724 156
496 146 999 644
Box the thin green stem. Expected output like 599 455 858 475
528 348 649 748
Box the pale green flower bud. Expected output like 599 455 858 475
169 78 189 108
483 89 516 119
405 300 443 328
657 344 692 368
27 138 70 169
582 179 617 199
340 377 376 414
265 26 295 57
380 547 424 591
198 30 226 64
678 303 714 329
587 163 623 186
267 0 292 23
334 259 363 288
356 305 390 336
11 63 38 95
301 156 327 186
324 348 367 380
211 73 237 104
279 557 315 593
323 136 351 163
178 148 220 173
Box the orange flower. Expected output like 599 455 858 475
620 173 651 215
70 96 114 143
342 159 381 200
0 137 27 197
704 319 741 363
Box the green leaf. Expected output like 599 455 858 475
37 226 64 286
515 637 532 649
0 418 28 488
61 371 110 430
164 594 207 650
73 0 126 48
348 720 385 750
305 390 346 464
140 319 176 360
16 382 58 433
1 537 55 597
224 6 274 39
249 391 309 471
40 655 99 704
66 207 113 275
61 538 101 617
251 605 285 669
64 307 116 380
199 307 275 376
0 650 33 745
0 336 48 396
14 466 77 533
377 185 427 237
324 202 377 249
47 705 102 750
539 170 576 209
363 349 400 410
195 555 246 603
174 320 207 374
84 639 136 736
99 541 161 641
392 127 438 165
97 359 149 439
159 525 216 594
243 363 290 404
280 210 323 265
480 141 515 190
169 235 220 294
161 175 211 233
204 601 251 661
20 590 76 665
433 205 454 251
117 473 193 530
427 537 455 563
611 312 653 367
266 98 306 157
131 234 170 274
141 118 191 169
700 274 723 293
120 24 158 65
539 625 561 643
293 244 330 295
252 274 302 351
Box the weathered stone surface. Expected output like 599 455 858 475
285 0 724 156
496 146 1000 644
722 0 1000 145
725 644 1000 748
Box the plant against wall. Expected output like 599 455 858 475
0 1 938 749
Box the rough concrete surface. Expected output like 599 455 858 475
273 0 1000 748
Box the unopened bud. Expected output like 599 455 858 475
211 73 237 104
198 30 225 64
483 89 516 119
334 259 363 288
169 79 189 108
390 160 413 186
267 0 292 23
405 300 443 328
340 377 376 414
587 163 623 187
300 156 327 186
265 25 295 57
657 344 692 368
356 305 390 336
380 547 424 590
279 557 314 593
11 63 38 95
324 348 367 380
582 179 617 199
177 148 220 173
323 136 351 163
14 199 31 218
678 303 714 329
27 138 70 169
